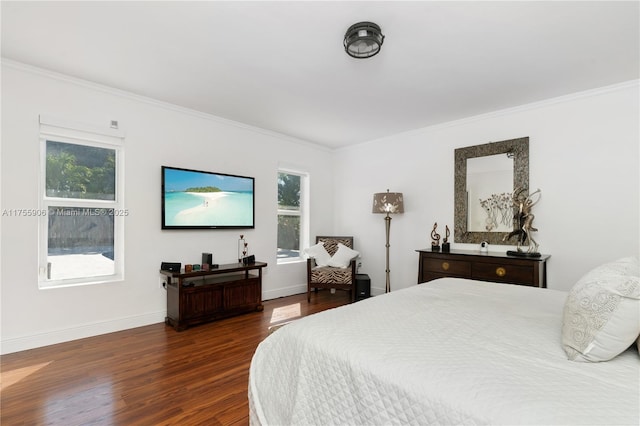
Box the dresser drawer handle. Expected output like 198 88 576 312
495 267 507 277
441 262 450 271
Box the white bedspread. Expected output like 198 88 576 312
249 278 639 425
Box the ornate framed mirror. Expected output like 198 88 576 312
454 137 529 245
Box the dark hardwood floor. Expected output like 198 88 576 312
1 290 351 426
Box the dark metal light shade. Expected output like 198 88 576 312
344 22 384 59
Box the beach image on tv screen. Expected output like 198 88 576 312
163 168 254 227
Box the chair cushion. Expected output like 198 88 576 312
318 237 353 256
328 243 360 268
311 266 353 285
303 242 332 267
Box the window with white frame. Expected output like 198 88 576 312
277 170 308 262
39 116 125 288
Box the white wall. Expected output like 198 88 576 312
0 62 335 354
2 60 638 355
333 81 639 294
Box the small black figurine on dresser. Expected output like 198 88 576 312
442 225 450 252
431 222 440 252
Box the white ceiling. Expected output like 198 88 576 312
2 1 639 149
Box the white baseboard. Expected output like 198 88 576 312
1 284 359 355
263 284 385 300
263 283 307 301
0 311 166 355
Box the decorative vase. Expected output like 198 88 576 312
238 235 248 262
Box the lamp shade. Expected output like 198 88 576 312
372 190 404 214
344 22 385 59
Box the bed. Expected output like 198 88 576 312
249 262 639 425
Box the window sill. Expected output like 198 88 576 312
276 257 305 265
39 274 124 289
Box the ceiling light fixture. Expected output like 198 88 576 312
343 21 384 59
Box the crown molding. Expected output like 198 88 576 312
1 58 331 152
3 58 635 154
338 79 639 151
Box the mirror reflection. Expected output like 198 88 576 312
467 154 513 232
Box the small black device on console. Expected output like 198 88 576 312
355 274 371 301
202 253 213 268
161 262 181 272
242 255 256 265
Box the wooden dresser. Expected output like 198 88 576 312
416 249 550 288
161 261 266 331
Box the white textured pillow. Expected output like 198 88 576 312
303 242 331 267
327 243 360 268
561 257 640 362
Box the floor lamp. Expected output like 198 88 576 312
372 190 404 293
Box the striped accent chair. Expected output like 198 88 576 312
307 236 357 303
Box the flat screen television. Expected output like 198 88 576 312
162 166 255 229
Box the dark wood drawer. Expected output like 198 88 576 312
416 249 549 288
471 262 534 286
421 271 459 282
422 258 471 277
162 262 267 331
